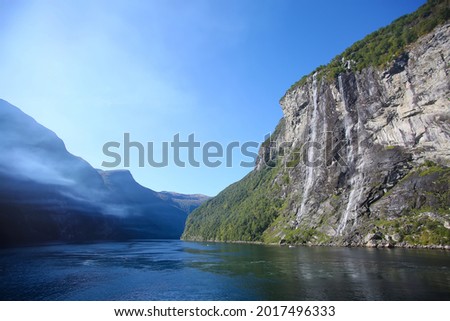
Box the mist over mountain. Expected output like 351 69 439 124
0 99 208 246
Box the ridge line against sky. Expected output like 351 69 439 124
0 0 425 196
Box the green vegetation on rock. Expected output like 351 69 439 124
371 163 450 246
285 0 449 96
183 119 289 242
182 165 284 242
374 213 450 246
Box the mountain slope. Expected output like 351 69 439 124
0 99 207 245
182 1 450 248
97 169 208 239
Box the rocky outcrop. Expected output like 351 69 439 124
275 23 450 246
183 23 450 248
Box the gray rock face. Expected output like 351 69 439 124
281 24 449 165
256 24 450 246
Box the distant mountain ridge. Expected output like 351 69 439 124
0 99 208 246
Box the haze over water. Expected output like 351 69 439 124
1 240 449 300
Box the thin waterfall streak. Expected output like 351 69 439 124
336 75 360 235
297 74 319 221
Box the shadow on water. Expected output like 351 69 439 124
0 240 449 300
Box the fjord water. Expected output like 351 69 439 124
0 240 449 300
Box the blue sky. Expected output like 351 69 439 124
0 0 425 196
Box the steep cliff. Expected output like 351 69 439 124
183 1 450 248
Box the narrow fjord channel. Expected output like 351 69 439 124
1 240 449 300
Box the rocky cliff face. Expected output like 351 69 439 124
183 22 450 248
272 22 449 247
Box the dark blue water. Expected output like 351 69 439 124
0 240 449 300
